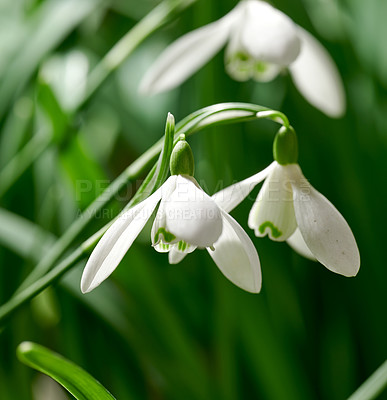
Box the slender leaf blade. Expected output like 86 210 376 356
17 342 117 400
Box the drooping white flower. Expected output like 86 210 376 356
212 161 360 276
139 0 345 118
81 174 262 294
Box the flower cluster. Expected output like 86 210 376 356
81 1 359 295
81 132 360 294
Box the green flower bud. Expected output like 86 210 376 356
273 126 298 165
170 135 195 176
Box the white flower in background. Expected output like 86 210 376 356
81 141 261 294
212 161 360 277
140 0 345 118
40 50 89 112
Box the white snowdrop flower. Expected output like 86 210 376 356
213 124 359 276
213 161 360 277
81 140 262 294
139 0 345 118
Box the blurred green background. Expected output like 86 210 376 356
0 0 386 399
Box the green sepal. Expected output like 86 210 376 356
273 126 298 165
170 136 194 176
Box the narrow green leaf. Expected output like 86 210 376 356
17 342 117 400
37 82 69 144
129 111 175 205
0 208 54 260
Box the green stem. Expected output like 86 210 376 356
256 110 290 128
16 140 161 293
347 361 387 400
80 0 197 107
0 103 289 325
0 249 84 325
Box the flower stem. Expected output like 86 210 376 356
15 140 161 294
347 360 387 400
0 102 290 325
81 0 197 108
0 249 84 324
256 110 290 128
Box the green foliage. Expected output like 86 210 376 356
0 0 386 399
17 341 116 400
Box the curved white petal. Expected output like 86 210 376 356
248 163 297 241
288 164 360 276
168 242 197 264
289 27 346 118
252 62 283 82
212 162 276 213
81 188 162 293
239 0 301 65
139 8 239 95
151 176 177 246
169 248 188 264
286 228 316 260
208 210 261 293
164 176 222 247
153 241 171 253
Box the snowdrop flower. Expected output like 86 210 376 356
81 139 261 294
140 0 345 118
212 126 360 276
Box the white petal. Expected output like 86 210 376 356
80 188 162 293
153 241 171 253
288 164 360 276
212 162 276 213
139 8 239 95
164 176 222 247
169 248 187 264
248 163 297 241
151 176 177 246
252 62 283 82
168 242 197 264
224 27 255 81
286 228 316 260
208 210 261 293
238 0 301 65
289 27 346 118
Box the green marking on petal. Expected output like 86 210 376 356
255 62 267 73
259 221 282 238
161 242 170 251
235 51 250 62
177 240 188 251
154 227 176 244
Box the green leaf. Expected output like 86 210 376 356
122 111 175 208
0 208 54 260
37 82 69 144
17 342 117 400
